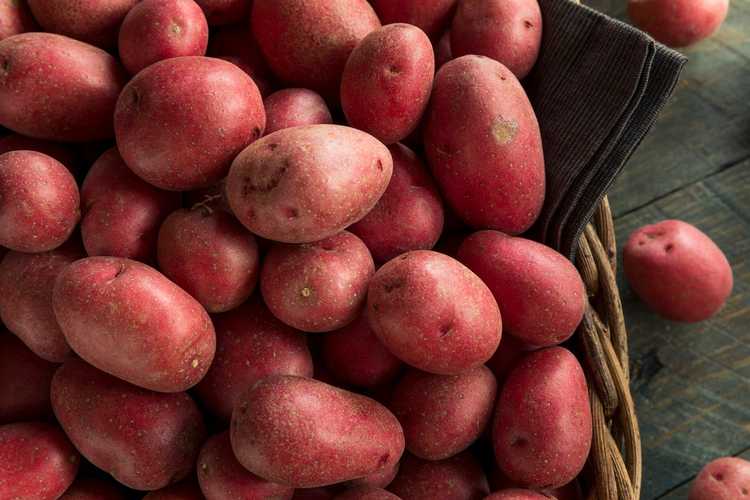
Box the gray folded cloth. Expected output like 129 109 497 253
526 0 687 259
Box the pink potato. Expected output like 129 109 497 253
0 134 78 172
341 24 435 145
208 24 275 96
0 0 38 41
115 56 265 191
334 487 400 500
451 0 542 79
350 143 444 263
424 55 545 234
458 231 586 347
52 256 216 392
0 422 79 500
119 0 210 75
81 148 181 262
629 0 729 47
623 219 733 322
388 452 489 500
367 250 502 375
0 33 126 141
251 0 381 98
261 231 375 332
371 0 458 39
143 479 204 500
264 88 333 135
493 347 592 489
689 456 750 500
226 124 393 244
195 0 250 25
195 299 313 421
485 490 548 500
59 477 127 500
231 375 405 488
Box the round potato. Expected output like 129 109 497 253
0 0 38 41
208 24 275 96
264 88 333 135
628 0 728 47
371 0 458 38
689 456 750 500
59 478 126 500
334 487 400 500
195 0 250 25
388 452 489 500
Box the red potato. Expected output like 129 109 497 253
52 359 206 491
208 24 275 96
0 134 78 173
341 24 435 145
261 231 375 332
264 88 333 135
143 479 204 500
436 30 454 68
0 33 126 141
115 56 265 191
424 55 545 234
59 477 127 500
388 452 489 500
493 347 592 489
371 0 458 39
485 490 548 500
629 0 729 47
623 219 733 322
119 0 210 75
0 0 38 41
334 487 400 500
689 456 750 500
367 250 502 375
226 124 393 244
231 375 405 488
195 0 250 25
451 0 542 79
0 422 79 500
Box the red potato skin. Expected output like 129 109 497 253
143 479 205 500
0 422 79 500
226 124 393 244
628 0 728 47
333 487 400 500
371 0 458 39
367 250 502 375
0 134 78 173
451 0 542 79
0 0 38 41
119 0 210 75
341 24 435 145
261 231 375 332
388 452 489 500
195 0 250 25
623 220 733 322
52 257 216 392
264 88 333 135
424 55 545 234
688 457 750 500
115 56 265 191
458 231 586 347
208 24 275 96
350 143 444 263
484 490 548 500
493 347 592 489
59 477 127 500
231 375 406 488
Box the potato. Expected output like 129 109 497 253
251 0 380 97
52 359 206 491
59 477 127 500
0 422 79 500
485 334 536 382
195 0 250 25
493 347 591 489
119 0 209 75
367 250 501 375
388 452 489 500
436 30 453 68
115 56 265 191
264 88 333 135
689 456 750 500
208 24 275 96
143 479 204 500
198 432 295 500
334 487 400 500
350 143 444 263
231 375 405 488
195 299 313 421
628 0 728 47
226 124 393 244
623 219 733 322
371 0 458 38
424 55 545 234
0 134 78 173
451 0 542 79
52 256 216 392
261 231 375 332
0 0 37 41
82 148 180 262
458 231 586 347
0 150 80 253
341 24 434 145
485 490 548 500
0 33 126 141
346 460 400 490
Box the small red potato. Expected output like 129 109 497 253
388 452 489 500
367 250 502 375
226 124 393 244
334 487 400 500
0 0 37 41
52 359 206 491
143 479 204 500
52 256 216 392
485 490 548 500
458 230 586 347
261 231 375 332
451 0 542 79
115 56 265 191
195 0 250 25
231 375 405 488
208 24 275 96
628 0 729 47
59 478 127 500
264 88 333 135
493 347 592 489
371 0 458 38
0 422 79 500
0 134 78 172
689 456 750 500
119 0 210 75
624 219 733 322
341 24 435 145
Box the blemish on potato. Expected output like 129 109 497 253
169 22 182 36
300 287 312 298
491 117 519 145
191 358 199 368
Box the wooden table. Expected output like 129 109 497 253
587 0 750 498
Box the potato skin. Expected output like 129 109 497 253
485 490 548 500
0 33 126 141
388 452 489 500
334 487 400 500
367 250 501 375
226 124 393 244
264 88 333 135
628 0 728 47
59 477 127 500
195 0 250 25
371 0 458 38
0 0 37 41
52 256 216 392
424 55 545 234
623 220 733 322
689 457 750 500
208 24 275 96
115 56 265 191
341 24 435 145
493 347 591 489
458 231 586 347
231 375 405 488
